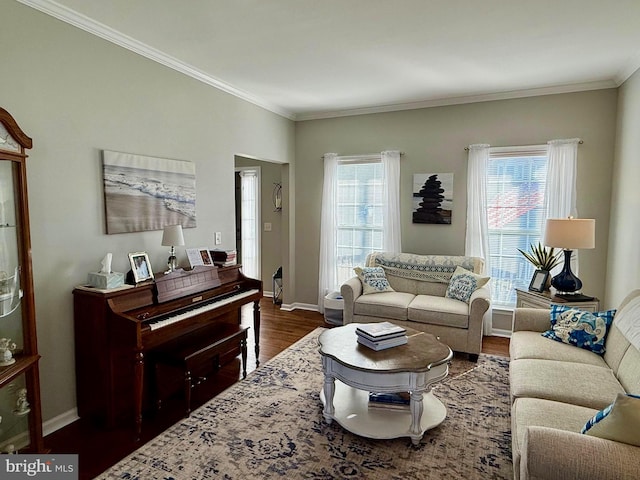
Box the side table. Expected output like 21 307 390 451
515 288 600 312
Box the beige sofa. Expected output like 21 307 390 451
341 252 490 359
510 289 640 480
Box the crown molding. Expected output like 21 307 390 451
614 51 640 86
17 0 296 120
17 0 629 123
295 80 617 121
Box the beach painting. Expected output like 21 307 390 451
103 150 196 234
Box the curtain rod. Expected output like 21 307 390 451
321 152 405 159
464 140 583 151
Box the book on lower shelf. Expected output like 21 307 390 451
356 334 408 351
368 392 411 410
356 321 406 342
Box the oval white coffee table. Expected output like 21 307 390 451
318 323 452 445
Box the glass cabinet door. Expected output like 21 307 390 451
0 160 24 350
0 108 43 453
0 373 30 453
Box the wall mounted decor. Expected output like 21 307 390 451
412 173 453 224
103 150 196 234
272 182 282 212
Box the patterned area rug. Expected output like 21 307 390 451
98 328 512 479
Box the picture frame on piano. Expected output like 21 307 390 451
128 252 154 284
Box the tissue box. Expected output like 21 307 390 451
87 272 125 289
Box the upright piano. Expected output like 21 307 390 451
73 265 262 437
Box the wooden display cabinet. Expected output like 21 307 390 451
0 108 44 453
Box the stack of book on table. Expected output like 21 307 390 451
368 392 411 410
356 321 407 351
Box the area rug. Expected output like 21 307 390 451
98 328 512 479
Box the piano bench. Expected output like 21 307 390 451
149 324 249 417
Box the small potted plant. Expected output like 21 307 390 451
517 242 562 291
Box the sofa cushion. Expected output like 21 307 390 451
354 266 395 294
542 305 616 355
582 393 640 447
604 325 632 374
616 346 640 395
407 295 469 328
354 292 414 321
512 397 598 463
510 358 626 410
610 289 640 350
510 331 609 367
445 266 490 303
385 273 448 297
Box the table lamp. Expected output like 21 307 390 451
543 217 595 294
161 224 185 273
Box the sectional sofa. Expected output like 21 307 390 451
510 289 640 480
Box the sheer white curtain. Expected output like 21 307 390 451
317 151 402 312
465 144 493 335
318 153 339 312
543 138 581 275
382 150 402 253
239 169 259 279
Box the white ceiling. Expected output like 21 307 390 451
21 0 640 120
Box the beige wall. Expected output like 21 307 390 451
234 156 284 291
1 2 294 424
606 69 640 307
295 90 618 309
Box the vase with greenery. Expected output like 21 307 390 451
517 242 562 291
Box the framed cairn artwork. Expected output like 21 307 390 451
412 173 453 224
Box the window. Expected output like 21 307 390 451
335 161 385 286
486 147 548 307
318 151 400 308
238 168 260 279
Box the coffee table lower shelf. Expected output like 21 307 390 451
320 380 446 445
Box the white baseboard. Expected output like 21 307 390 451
43 408 79 437
280 302 319 312
490 328 512 338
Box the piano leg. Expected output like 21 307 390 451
253 299 261 365
241 336 248 378
134 349 144 441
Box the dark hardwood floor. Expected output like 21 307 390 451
45 298 509 479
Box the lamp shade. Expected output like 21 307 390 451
543 218 595 250
161 225 185 246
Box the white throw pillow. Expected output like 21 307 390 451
354 266 395 295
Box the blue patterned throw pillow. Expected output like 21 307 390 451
445 266 490 304
354 266 395 295
541 305 616 355
581 393 640 447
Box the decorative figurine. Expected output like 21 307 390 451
0 338 17 366
14 388 30 416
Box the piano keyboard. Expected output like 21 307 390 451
147 288 260 331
